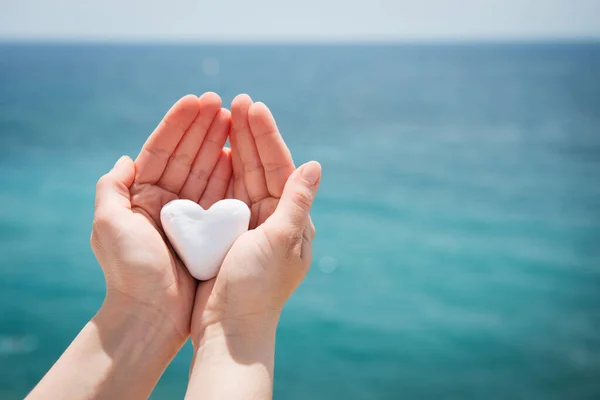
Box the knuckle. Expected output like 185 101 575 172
270 226 302 255
90 212 122 260
307 217 316 240
243 161 265 174
304 224 316 243
190 167 210 183
284 248 299 263
284 241 302 261
170 152 193 168
92 210 117 236
292 188 313 212
96 174 113 192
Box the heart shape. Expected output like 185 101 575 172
160 199 251 280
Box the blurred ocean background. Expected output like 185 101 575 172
0 42 599 399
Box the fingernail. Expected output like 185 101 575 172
114 156 128 168
301 161 321 185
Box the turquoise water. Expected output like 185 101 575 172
1 43 600 399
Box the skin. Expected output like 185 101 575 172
188 95 321 399
27 93 321 400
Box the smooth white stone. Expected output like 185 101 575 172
160 199 250 281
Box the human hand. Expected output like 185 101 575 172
185 95 320 399
91 93 233 346
29 93 235 400
191 94 322 342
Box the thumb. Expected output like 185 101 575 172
94 156 135 212
272 161 321 231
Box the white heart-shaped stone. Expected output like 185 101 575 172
160 199 250 281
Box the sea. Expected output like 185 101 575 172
0 42 599 399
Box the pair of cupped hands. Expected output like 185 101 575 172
95 91 321 341
92 93 320 394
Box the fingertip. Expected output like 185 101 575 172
215 147 232 172
177 94 202 112
213 107 231 124
217 147 231 169
218 108 232 126
248 101 272 120
300 161 322 186
166 94 202 125
213 148 232 174
232 93 253 108
199 91 222 110
112 155 136 187
231 95 253 131
248 102 279 141
113 155 129 169
113 154 134 171
180 93 200 102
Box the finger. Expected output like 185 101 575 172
230 136 250 205
225 176 234 199
135 95 201 184
198 148 233 208
157 92 222 193
179 108 230 201
230 94 269 203
270 161 321 231
95 156 135 213
248 102 295 198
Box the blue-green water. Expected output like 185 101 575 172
1 43 600 399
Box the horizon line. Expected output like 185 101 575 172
1 36 600 46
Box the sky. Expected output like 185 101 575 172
1 0 599 41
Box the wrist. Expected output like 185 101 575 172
186 318 279 400
99 292 188 354
28 300 187 400
191 316 279 367
192 313 279 350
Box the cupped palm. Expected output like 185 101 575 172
92 93 234 339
